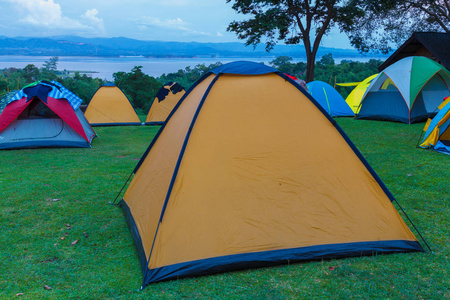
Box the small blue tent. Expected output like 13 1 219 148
306 81 354 117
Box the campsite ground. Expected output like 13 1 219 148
0 119 449 299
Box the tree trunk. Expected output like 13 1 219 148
303 39 316 83
304 44 318 83
305 54 315 83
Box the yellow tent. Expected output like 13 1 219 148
119 62 423 287
84 83 141 126
337 74 378 113
145 82 185 125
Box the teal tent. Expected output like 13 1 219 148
306 81 354 117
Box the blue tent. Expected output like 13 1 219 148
306 81 354 117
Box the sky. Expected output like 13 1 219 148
0 0 353 49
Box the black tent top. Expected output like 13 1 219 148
379 32 450 71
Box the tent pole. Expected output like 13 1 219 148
393 199 432 253
112 171 134 205
416 131 425 148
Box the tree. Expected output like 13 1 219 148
269 56 307 78
41 56 59 81
0 77 8 93
23 64 40 83
113 66 161 111
42 56 59 72
226 0 363 82
59 73 104 104
158 62 223 89
346 0 450 53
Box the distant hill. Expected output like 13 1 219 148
0 35 386 59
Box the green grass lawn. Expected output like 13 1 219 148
1 119 449 299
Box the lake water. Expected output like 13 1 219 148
0 55 382 81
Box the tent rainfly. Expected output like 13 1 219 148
0 81 95 149
84 83 141 126
0 90 19 115
145 82 185 125
420 96 450 154
306 81 354 117
336 74 378 114
119 61 424 288
356 56 450 124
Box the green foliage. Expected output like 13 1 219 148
113 66 161 112
23 64 40 83
268 54 382 99
158 62 223 90
312 54 383 98
270 56 307 78
42 56 59 72
58 73 105 104
1 67 26 91
0 76 8 93
41 57 59 81
0 121 449 299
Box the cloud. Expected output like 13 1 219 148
6 0 83 28
158 0 189 5
137 16 190 31
136 16 211 37
82 8 105 33
4 0 104 34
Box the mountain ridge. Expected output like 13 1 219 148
0 35 387 59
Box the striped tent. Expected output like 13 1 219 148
0 81 95 149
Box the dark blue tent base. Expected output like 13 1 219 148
90 122 143 126
357 90 439 124
141 240 422 286
0 140 91 149
119 200 423 288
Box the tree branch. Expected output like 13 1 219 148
311 1 334 55
404 0 450 32
445 0 450 17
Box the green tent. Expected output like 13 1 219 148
357 57 450 123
